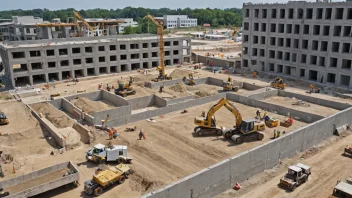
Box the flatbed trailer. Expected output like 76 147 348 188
0 161 79 198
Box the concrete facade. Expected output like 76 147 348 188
0 34 191 88
0 16 43 41
242 1 352 89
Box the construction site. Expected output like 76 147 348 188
0 5 352 198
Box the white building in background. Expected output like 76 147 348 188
117 18 138 33
162 15 197 28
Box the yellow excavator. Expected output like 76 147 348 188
223 76 239 92
194 98 265 144
183 73 195 85
144 15 172 82
0 112 9 125
270 77 286 89
115 77 136 97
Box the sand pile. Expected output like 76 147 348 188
169 69 192 79
186 84 221 97
169 83 187 93
31 102 74 128
161 83 190 98
72 97 113 115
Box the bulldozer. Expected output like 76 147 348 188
183 74 195 85
115 77 136 97
223 76 239 92
270 77 286 89
194 98 265 144
0 112 9 125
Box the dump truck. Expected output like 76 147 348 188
84 164 132 197
333 180 352 198
279 163 311 191
86 143 132 164
0 161 79 198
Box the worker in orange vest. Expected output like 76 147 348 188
109 128 114 139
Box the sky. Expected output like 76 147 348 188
1 0 295 11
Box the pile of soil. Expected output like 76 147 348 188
72 97 113 115
169 83 187 93
0 92 13 100
129 172 165 193
186 84 220 97
162 83 190 98
169 69 192 79
31 102 74 128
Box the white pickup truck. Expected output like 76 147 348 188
86 143 132 164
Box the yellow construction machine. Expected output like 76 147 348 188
144 15 172 82
115 77 136 97
194 98 265 144
270 77 286 89
223 76 239 92
183 74 195 85
264 116 279 128
0 112 9 125
84 164 132 196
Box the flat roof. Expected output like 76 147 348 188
288 165 302 172
335 182 352 195
0 34 189 49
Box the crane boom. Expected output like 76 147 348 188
144 14 166 78
73 10 94 33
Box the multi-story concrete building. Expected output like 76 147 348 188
0 16 43 41
163 15 197 28
242 1 352 89
0 34 191 88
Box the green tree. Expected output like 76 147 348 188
211 18 219 27
123 26 135 34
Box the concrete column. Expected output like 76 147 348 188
148 61 152 69
45 73 49 83
83 69 88 77
70 70 75 78
95 67 99 75
117 65 121 73
29 75 34 85
106 66 111 74
58 72 62 81
126 63 131 71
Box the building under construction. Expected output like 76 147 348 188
0 34 191 88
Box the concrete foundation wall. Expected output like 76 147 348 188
101 90 129 106
128 95 155 111
0 161 79 198
154 95 167 107
167 96 194 105
278 90 351 110
64 91 102 101
93 105 131 125
143 106 352 198
48 98 62 109
245 88 279 100
62 98 82 117
207 77 225 87
72 123 92 144
145 79 185 89
243 82 262 90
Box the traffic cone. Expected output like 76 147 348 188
233 182 241 190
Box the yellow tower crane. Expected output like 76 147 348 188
144 14 172 82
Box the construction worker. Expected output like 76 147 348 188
109 128 114 139
256 110 261 119
263 111 267 118
139 129 146 140
273 130 277 139
253 71 257 78
289 116 294 126
309 84 314 93
277 130 281 138
112 128 118 139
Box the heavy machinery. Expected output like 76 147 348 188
0 112 9 125
279 163 311 191
280 116 293 128
307 84 321 94
144 15 172 82
264 116 279 128
183 74 195 85
270 77 286 89
84 164 132 196
115 77 136 97
223 76 239 92
333 179 352 197
86 143 132 164
194 98 265 144
344 145 352 157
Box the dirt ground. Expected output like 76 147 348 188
216 131 352 198
261 96 340 117
71 97 114 115
30 102 74 128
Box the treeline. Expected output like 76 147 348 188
0 7 242 27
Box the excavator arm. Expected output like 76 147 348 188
144 15 166 78
204 98 242 128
